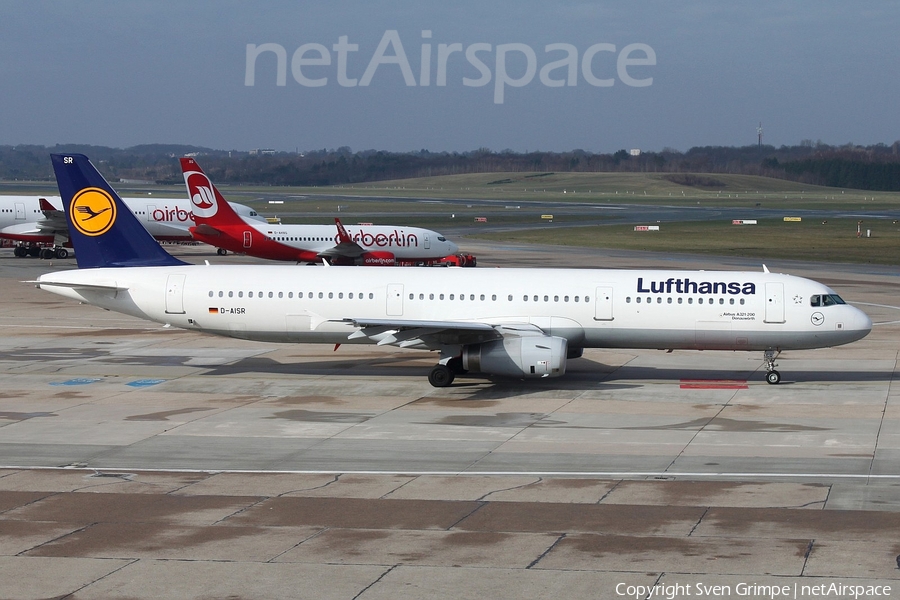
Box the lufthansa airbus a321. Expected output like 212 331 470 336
34 154 872 387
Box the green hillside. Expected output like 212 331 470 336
297 172 900 209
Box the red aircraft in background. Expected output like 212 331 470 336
181 158 464 265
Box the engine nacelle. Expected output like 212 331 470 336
360 251 395 266
462 336 567 379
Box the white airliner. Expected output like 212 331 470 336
35 154 872 387
0 194 266 258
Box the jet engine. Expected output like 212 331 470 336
462 336 567 379
360 251 395 266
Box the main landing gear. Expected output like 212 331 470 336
13 244 68 259
428 356 466 388
40 247 68 259
764 349 781 385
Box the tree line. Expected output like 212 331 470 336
2 141 900 191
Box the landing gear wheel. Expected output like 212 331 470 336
217 248 227 256
428 365 455 387
13 246 26 258
40 248 54 259
54 248 68 259
766 370 781 385
28 246 41 257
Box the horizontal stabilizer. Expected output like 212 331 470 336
29 279 127 292
192 223 223 236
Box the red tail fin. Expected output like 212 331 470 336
180 158 246 227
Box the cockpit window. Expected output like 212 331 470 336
437 237 446 242
810 294 846 307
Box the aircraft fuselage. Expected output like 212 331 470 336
38 265 871 352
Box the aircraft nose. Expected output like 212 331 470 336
848 305 873 340
856 306 873 333
447 239 459 254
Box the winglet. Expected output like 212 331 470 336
334 218 352 244
38 198 59 213
50 154 186 269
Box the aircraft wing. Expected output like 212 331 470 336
340 317 543 349
36 198 70 233
317 241 366 259
317 218 366 259
1 222 43 236
0 199 70 240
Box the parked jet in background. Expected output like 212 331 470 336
0 194 266 258
35 154 872 387
181 158 459 265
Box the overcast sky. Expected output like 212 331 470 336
2 1 897 153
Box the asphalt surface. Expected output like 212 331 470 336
0 242 898 599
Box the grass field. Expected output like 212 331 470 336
4 174 900 264
297 172 900 210
468 218 900 265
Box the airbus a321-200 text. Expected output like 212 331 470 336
35 154 872 387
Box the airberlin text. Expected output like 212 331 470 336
245 30 655 104
151 206 193 223
350 229 418 248
637 278 756 295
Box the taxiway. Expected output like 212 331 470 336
0 243 897 599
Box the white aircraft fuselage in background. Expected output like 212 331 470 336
0 194 266 245
35 153 873 387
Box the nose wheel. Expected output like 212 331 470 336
764 349 781 385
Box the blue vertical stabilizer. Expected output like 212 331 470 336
50 153 187 268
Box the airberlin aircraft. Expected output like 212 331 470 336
36 154 872 387
0 193 266 259
181 157 459 264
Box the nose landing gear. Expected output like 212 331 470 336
764 349 781 384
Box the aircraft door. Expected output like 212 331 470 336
424 235 430 250
386 283 404 316
146 205 156 221
14 203 25 220
243 231 252 248
594 286 614 321
764 282 785 323
165 274 186 314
